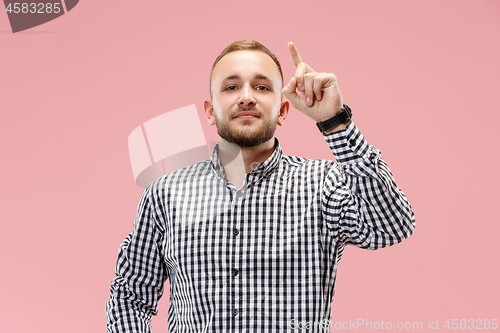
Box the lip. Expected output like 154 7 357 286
233 111 259 119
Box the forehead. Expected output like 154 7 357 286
212 50 281 84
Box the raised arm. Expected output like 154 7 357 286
322 121 415 249
282 41 415 248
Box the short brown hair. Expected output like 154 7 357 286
210 40 283 96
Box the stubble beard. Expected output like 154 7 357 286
214 107 279 148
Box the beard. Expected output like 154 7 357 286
214 107 279 148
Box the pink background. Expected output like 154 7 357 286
1 0 499 332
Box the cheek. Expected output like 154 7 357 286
269 96 282 117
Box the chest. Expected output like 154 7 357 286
164 173 334 282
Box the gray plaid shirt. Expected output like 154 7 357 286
106 121 415 332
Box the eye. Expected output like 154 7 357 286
256 86 270 91
225 85 237 91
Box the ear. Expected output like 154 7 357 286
204 99 216 126
277 99 290 126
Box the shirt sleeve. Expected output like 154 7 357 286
105 182 168 333
321 120 415 250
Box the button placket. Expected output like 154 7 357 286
231 187 243 326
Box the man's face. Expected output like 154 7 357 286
206 50 288 148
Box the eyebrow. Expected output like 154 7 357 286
222 74 274 84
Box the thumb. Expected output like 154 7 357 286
282 77 299 106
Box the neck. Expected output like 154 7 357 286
218 136 275 188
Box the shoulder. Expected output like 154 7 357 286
282 153 337 171
149 159 212 189
281 154 342 181
142 160 211 202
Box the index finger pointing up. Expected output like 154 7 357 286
288 42 303 68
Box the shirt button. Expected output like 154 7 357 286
234 228 240 236
236 190 244 197
231 268 239 276
232 309 239 316
349 139 356 146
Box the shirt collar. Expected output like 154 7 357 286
210 137 282 181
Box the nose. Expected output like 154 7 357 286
237 84 256 107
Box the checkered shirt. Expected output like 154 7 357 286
106 120 415 332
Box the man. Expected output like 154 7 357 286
106 40 415 332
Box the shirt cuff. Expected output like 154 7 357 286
322 120 373 164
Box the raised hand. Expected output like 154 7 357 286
282 42 344 123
